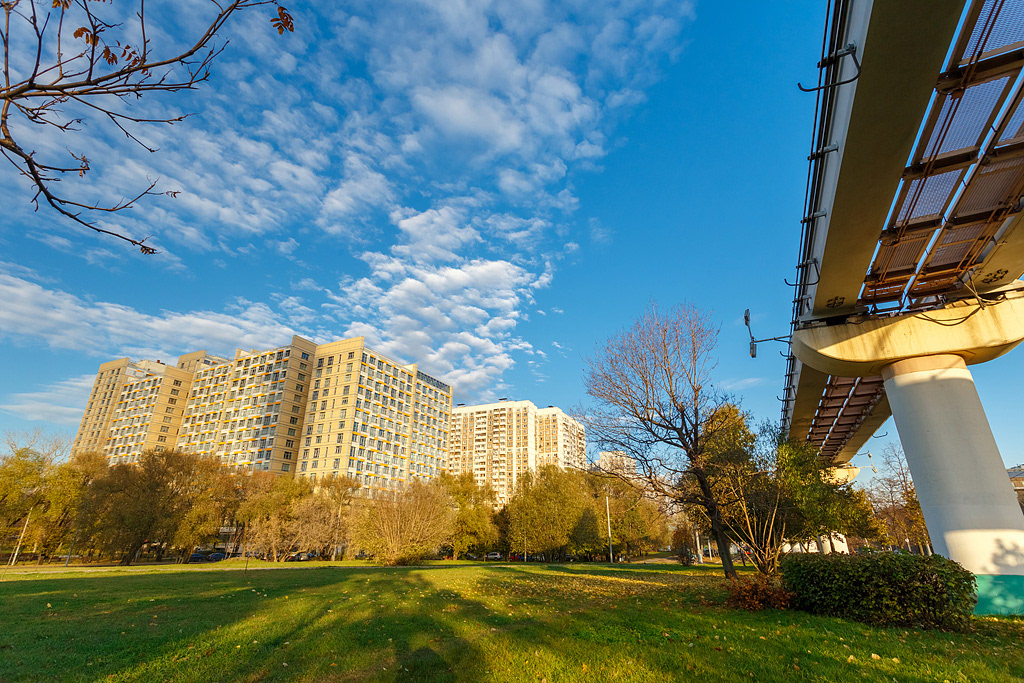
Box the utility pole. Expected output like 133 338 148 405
605 495 613 563
332 502 344 561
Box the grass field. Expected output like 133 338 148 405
1 561 1022 682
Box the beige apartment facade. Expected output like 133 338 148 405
296 338 451 494
176 336 317 475
72 335 452 496
73 357 149 456
74 351 228 463
595 450 638 477
449 400 585 506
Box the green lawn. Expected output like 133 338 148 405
1 562 1022 682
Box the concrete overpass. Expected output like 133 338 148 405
782 0 1024 614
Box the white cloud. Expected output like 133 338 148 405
0 271 305 360
721 377 767 391
391 206 480 263
267 237 300 256
0 374 95 425
320 153 395 229
0 0 694 406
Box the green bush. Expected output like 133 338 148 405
780 551 976 630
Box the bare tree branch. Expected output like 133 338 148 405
1 0 294 254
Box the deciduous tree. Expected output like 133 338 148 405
81 449 231 564
352 482 455 566
580 302 741 578
866 444 931 552
438 472 498 560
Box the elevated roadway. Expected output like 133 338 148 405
782 0 1024 614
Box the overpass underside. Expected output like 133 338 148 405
783 0 1024 613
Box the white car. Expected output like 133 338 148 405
485 551 502 561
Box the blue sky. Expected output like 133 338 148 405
2 0 1022 471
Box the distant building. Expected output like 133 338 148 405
1010 465 1024 493
72 336 452 496
449 400 585 506
595 450 637 477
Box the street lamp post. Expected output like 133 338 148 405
605 495 613 563
1 507 34 581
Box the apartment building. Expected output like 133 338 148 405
537 406 587 470
71 335 452 496
305 338 451 494
176 336 317 475
594 450 639 478
73 357 151 456
449 400 585 506
73 351 228 462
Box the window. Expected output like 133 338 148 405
286 438 295 447
333 458 341 469
300 462 307 472
283 451 293 460
157 436 167 443
282 463 290 472
300 352 309 360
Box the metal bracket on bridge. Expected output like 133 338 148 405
784 257 820 287
808 143 839 161
800 211 826 225
798 43 861 93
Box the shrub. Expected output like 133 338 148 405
725 574 792 611
780 551 976 630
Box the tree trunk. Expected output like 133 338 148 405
707 513 737 579
119 541 143 566
692 470 737 579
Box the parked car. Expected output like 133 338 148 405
206 552 226 562
284 552 311 562
485 551 502 561
188 553 208 563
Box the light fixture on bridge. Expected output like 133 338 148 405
744 309 791 359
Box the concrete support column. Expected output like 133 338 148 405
883 354 1024 614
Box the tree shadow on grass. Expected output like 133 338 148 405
2 564 1023 682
